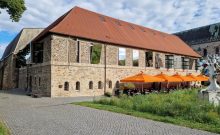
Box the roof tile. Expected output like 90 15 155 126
34 6 200 58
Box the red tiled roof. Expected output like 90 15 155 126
33 6 200 58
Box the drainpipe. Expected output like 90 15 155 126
104 44 107 94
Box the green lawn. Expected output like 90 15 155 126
73 89 220 134
0 121 9 135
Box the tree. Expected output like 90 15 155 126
0 0 26 22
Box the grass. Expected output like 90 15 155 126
0 121 9 135
73 89 220 134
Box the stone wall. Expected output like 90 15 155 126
18 34 200 97
43 36 51 63
50 63 199 97
47 34 199 97
0 55 18 89
18 64 51 96
18 67 27 88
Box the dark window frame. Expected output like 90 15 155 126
76 81 80 91
216 47 219 54
89 81 93 89
109 81 112 88
182 57 189 70
116 81 120 88
76 41 80 63
165 55 174 69
64 82 69 91
32 43 44 63
145 51 153 67
98 81 103 89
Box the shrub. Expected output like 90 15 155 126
95 88 220 124
104 92 112 97
94 98 110 105
216 105 220 115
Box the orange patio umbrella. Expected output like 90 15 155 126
154 72 182 82
186 74 203 82
120 71 165 91
172 73 196 82
120 71 165 83
196 74 209 81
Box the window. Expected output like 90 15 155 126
109 81 112 88
203 48 207 57
64 82 69 91
116 81 120 88
98 81 103 89
76 81 80 90
89 81 93 89
132 50 139 66
118 48 126 66
35 77 36 85
155 53 163 68
195 59 200 70
39 77 41 86
174 56 182 69
90 43 102 64
165 55 174 69
145 51 153 67
216 47 219 55
182 57 189 69
32 43 43 63
189 58 194 70
76 41 80 63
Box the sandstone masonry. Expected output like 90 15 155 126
18 34 200 97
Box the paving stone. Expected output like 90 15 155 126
0 89 218 135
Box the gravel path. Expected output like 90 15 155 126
0 89 218 135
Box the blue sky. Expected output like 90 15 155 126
1 0 220 58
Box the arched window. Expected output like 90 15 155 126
89 81 93 89
216 47 219 55
203 48 207 57
39 77 41 86
64 82 69 91
109 81 112 88
76 81 80 90
116 81 120 88
98 81 103 89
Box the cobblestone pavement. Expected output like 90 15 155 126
0 89 219 135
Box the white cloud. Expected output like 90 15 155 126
0 0 220 34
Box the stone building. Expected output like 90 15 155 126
0 28 43 90
3 7 200 97
175 22 220 57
